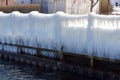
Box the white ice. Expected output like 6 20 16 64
88 13 120 60
0 11 120 60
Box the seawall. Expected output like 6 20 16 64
0 43 120 79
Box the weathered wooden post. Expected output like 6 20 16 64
16 40 20 54
2 43 4 51
90 53 94 68
87 13 94 68
60 46 64 61
35 48 41 57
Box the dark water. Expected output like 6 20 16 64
0 59 91 80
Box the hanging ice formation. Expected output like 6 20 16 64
0 11 120 60
88 13 120 60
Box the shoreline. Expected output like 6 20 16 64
0 44 120 79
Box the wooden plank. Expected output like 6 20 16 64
1 42 120 64
2 43 59 53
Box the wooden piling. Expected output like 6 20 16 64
90 53 94 68
35 49 41 57
59 46 64 61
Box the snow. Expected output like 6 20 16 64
0 11 120 60
112 6 120 15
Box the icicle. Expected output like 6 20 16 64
0 11 120 60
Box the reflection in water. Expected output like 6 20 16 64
0 59 92 80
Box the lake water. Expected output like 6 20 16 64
0 59 93 80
